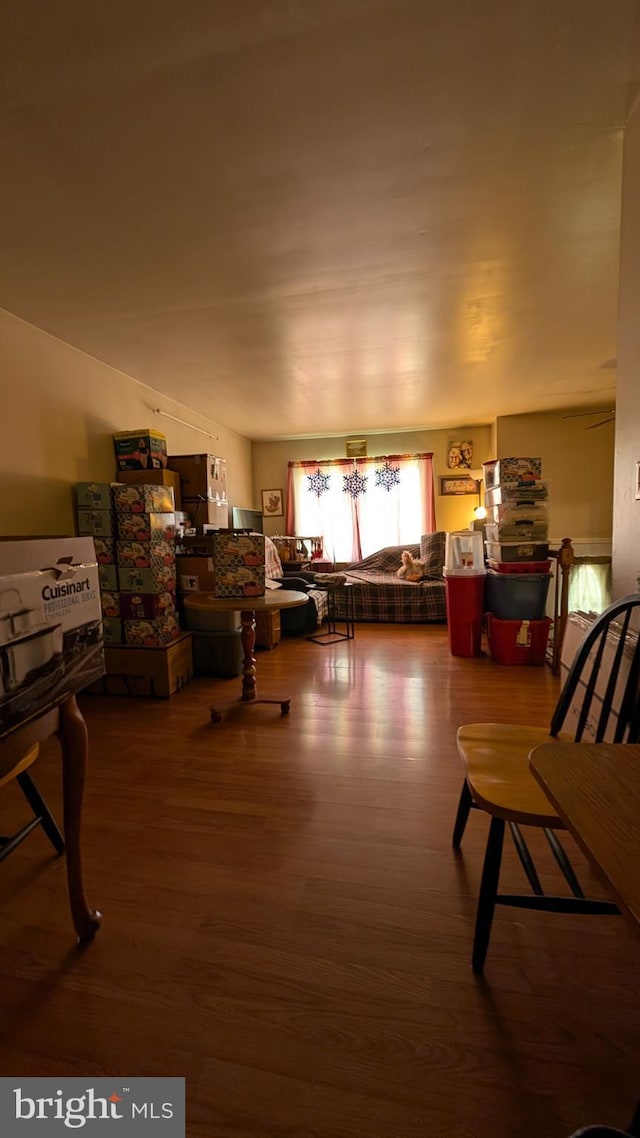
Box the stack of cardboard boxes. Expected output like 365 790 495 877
165 453 228 528
76 476 194 698
112 432 228 532
177 530 268 674
74 432 247 691
76 481 179 647
481 457 553 665
176 531 266 600
113 429 183 511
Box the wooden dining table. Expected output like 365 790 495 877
529 742 640 1133
528 742 640 930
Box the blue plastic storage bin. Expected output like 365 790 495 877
485 570 551 621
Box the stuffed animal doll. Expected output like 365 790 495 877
397 550 426 582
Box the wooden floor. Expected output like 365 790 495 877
1 624 639 1138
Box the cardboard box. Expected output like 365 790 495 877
119 591 176 619
113 429 168 471
118 565 176 593
77 509 116 537
167 454 226 500
560 613 638 743
93 537 116 565
100 591 121 618
75 482 123 510
98 564 119 591
482 458 543 490
118 469 182 510
116 512 176 543
113 483 175 514
212 532 265 598
255 609 281 650
117 539 176 571
0 537 104 739
182 498 229 528
102 617 123 645
176 534 265 598
89 633 193 698
123 612 181 647
176 555 217 594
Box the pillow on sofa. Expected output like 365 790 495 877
264 535 283 578
420 531 446 578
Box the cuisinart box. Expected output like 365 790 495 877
0 537 104 738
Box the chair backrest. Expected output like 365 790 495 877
551 594 640 744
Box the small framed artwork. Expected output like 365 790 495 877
261 488 284 517
346 438 367 458
447 439 473 469
440 476 479 496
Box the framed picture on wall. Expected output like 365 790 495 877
261 488 284 517
440 476 478 496
447 440 473 469
346 438 367 458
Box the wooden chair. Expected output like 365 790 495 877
0 744 65 864
452 594 640 974
568 1127 638 1138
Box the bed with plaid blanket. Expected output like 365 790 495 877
330 538 447 624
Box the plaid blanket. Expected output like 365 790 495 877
329 544 446 624
308 588 329 625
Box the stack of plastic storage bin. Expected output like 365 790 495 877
482 458 552 665
443 530 486 657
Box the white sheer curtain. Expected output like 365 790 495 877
286 454 436 563
569 558 612 614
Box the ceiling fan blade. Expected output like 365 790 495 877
562 409 615 420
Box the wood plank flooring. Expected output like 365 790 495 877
1 623 639 1138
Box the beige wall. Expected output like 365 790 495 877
0 308 253 535
612 96 640 598
252 425 494 541
254 413 615 548
495 410 614 543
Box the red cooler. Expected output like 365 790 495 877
444 569 486 657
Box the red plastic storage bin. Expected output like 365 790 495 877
444 572 486 657
486 614 551 665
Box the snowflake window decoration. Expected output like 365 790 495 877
343 468 368 499
374 460 401 492
307 468 331 498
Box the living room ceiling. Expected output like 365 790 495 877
0 1 637 440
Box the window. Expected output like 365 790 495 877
286 454 436 563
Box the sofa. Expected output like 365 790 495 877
329 532 447 623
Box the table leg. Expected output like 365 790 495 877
209 607 291 722
307 585 355 644
56 695 102 943
240 609 258 702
